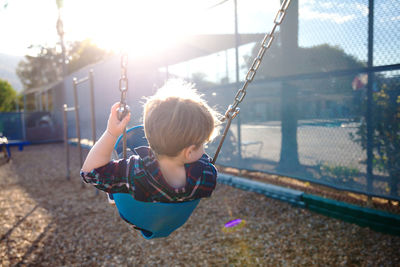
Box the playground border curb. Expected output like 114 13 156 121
302 194 400 236
217 173 305 207
217 173 400 236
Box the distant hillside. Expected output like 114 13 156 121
0 53 23 92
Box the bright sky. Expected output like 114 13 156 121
0 0 58 55
0 0 279 57
0 0 398 82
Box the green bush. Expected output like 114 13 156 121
319 163 360 184
0 79 17 112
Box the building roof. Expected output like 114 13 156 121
22 33 265 95
136 33 265 67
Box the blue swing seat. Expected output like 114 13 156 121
112 125 200 239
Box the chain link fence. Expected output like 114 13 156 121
0 111 62 142
203 0 400 201
0 112 24 140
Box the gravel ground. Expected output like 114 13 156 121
0 143 399 266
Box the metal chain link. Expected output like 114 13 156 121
213 0 292 164
222 0 292 121
118 53 129 159
118 53 129 121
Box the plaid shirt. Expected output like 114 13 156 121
80 146 217 203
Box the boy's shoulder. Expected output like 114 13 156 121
132 146 153 162
197 154 213 165
185 154 217 179
127 146 157 174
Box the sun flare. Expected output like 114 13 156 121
63 0 209 59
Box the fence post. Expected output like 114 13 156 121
89 70 96 145
73 78 83 186
366 0 375 202
234 0 242 163
22 94 26 141
63 104 70 180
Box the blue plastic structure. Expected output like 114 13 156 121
0 138 30 162
112 126 200 239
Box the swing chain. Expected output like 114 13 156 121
118 53 129 121
118 53 130 160
222 0 291 122
213 0 291 164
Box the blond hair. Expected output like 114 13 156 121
144 80 219 157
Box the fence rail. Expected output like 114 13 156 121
204 65 400 201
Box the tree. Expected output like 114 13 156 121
0 79 18 111
247 43 364 80
352 75 400 197
66 39 109 73
243 0 301 171
278 0 299 172
16 46 63 89
244 0 364 172
16 40 109 90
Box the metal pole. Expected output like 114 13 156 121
22 94 26 140
45 90 49 111
57 9 67 80
88 70 100 196
35 93 38 111
56 5 68 133
63 104 70 180
89 70 96 145
234 0 242 163
225 50 229 83
15 97 19 112
39 91 43 111
73 78 83 185
366 0 374 199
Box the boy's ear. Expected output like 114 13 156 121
183 145 197 161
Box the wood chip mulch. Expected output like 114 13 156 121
1 143 399 266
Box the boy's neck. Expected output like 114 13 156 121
157 155 186 188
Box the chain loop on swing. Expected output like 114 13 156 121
118 53 130 159
212 0 292 164
118 53 130 121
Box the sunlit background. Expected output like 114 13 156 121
0 0 285 86
0 0 279 55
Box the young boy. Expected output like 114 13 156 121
80 80 219 203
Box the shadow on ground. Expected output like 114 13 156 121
0 143 399 266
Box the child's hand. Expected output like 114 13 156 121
106 102 131 138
